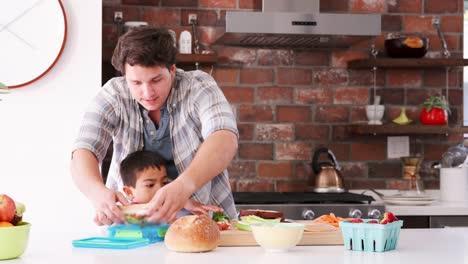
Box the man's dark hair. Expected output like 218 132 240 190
111 26 177 74
120 150 166 187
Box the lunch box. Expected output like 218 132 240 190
108 223 170 243
73 224 170 249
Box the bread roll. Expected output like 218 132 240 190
239 209 284 219
164 214 220 253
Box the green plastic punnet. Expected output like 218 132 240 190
339 219 403 252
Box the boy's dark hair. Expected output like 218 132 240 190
120 150 166 187
111 26 177 74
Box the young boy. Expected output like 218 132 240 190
119 150 223 216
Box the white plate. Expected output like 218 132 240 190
383 195 436 201
383 199 435 206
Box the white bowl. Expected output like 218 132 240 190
365 105 385 125
250 223 304 253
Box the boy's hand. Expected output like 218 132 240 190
184 199 224 215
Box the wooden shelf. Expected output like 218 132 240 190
176 53 217 67
348 58 468 69
346 124 468 135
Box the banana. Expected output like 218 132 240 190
393 107 412 125
15 202 25 217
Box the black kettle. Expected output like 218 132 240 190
311 148 345 193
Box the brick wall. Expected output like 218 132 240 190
102 0 465 191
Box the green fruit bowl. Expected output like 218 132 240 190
0 222 31 260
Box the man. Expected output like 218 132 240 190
71 27 238 225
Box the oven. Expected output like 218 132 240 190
233 192 386 220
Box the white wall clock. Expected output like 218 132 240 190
0 0 67 88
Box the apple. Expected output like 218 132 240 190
0 194 16 223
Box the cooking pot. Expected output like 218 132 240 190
311 148 345 193
384 36 428 58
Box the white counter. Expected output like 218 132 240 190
355 189 468 216
386 201 468 216
4 228 468 264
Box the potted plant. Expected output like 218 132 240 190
420 95 450 125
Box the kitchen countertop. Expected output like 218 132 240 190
4 228 468 264
386 201 468 216
354 189 468 216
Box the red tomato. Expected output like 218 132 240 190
216 220 231 231
420 108 448 125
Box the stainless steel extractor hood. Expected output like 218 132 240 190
215 0 381 48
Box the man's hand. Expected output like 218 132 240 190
146 177 194 223
184 199 224 215
91 187 129 226
71 149 129 225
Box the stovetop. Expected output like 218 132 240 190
233 192 375 205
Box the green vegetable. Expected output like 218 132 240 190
236 221 252 231
212 212 229 222
235 215 281 231
241 215 281 223
157 228 168 237
125 215 145 224
0 82 9 94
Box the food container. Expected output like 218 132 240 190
385 36 428 58
0 222 31 260
250 222 304 253
179 30 192 54
339 219 403 252
440 167 468 202
108 223 170 243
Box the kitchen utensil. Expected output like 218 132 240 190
401 156 422 179
440 167 468 202
432 162 442 169
72 237 150 249
385 36 428 58
368 45 382 125
373 95 381 105
311 148 345 193
382 199 434 206
367 189 435 206
399 156 426 195
382 194 436 206
73 223 169 249
367 189 385 199
432 17 451 58
441 144 468 168
384 193 435 200
366 105 385 125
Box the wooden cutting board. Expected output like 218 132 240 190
219 221 343 247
